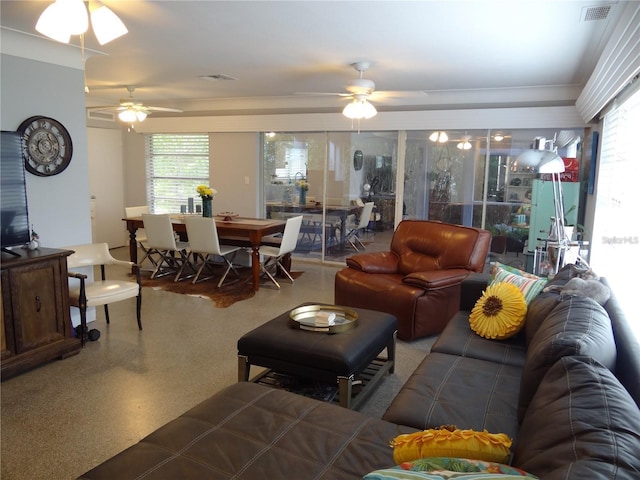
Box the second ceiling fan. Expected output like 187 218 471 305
90 85 183 123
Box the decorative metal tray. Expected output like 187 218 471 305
289 304 358 333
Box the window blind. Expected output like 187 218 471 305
590 85 640 338
145 134 209 213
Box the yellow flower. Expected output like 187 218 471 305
196 185 218 199
295 179 309 191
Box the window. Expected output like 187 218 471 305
273 142 308 180
590 85 640 339
145 134 209 213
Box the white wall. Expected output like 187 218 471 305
0 53 92 249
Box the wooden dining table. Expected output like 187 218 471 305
123 215 286 291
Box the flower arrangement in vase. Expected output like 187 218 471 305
196 185 217 217
295 179 309 205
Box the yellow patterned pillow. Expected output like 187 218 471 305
391 426 513 464
469 281 527 340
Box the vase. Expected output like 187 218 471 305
202 197 213 217
299 189 307 205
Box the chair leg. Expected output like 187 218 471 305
138 245 159 269
276 259 295 283
136 294 142 330
260 257 281 289
79 306 87 347
173 251 197 282
104 304 110 324
218 256 240 288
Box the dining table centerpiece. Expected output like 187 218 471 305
196 184 218 217
295 179 309 205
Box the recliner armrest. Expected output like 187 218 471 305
402 269 469 290
345 251 399 274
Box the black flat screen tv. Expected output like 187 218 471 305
1 130 31 256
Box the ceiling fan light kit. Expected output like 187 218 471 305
343 96 377 119
429 131 448 143
36 0 127 45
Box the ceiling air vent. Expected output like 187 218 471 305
199 74 237 81
582 5 611 21
87 110 116 122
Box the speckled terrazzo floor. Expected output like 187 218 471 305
1 247 437 480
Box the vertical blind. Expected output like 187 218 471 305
590 84 640 338
145 134 209 213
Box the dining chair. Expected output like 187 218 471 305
184 216 242 287
65 243 142 346
345 202 375 251
258 215 303 289
125 205 158 269
142 213 195 282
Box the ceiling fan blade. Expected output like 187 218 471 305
294 92 352 97
370 90 427 101
87 106 127 112
145 106 184 113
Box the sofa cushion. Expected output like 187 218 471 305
518 296 617 422
523 290 561 346
469 282 527 340
431 312 527 368
514 356 640 479
79 382 416 480
383 352 521 440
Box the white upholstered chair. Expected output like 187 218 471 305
345 201 375 251
66 243 142 346
258 215 303 289
125 205 157 269
184 216 241 287
142 213 195 282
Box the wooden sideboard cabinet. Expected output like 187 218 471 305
1 247 81 380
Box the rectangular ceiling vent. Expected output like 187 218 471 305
582 5 611 21
199 74 237 81
87 110 116 122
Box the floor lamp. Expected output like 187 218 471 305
537 153 568 273
514 141 568 274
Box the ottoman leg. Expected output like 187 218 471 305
388 330 397 374
238 355 250 382
337 374 354 409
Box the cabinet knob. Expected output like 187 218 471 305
35 295 41 312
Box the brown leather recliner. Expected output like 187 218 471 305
334 220 491 341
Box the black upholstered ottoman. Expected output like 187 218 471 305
238 303 397 409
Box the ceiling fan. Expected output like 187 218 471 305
297 62 426 119
90 85 183 123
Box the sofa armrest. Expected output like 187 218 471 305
459 272 491 310
402 269 469 290
346 251 399 274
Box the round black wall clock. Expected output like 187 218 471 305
18 116 73 176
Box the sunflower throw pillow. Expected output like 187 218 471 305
391 426 513 464
469 282 527 340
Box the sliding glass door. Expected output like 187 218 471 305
262 131 398 263
262 127 585 270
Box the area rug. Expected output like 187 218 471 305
140 267 302 308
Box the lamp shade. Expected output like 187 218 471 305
513 149 565 173
90 3 128 45
118 108 138 123
36 0 127 45
343 98 377 119
36 2 72 42
537 151 566 174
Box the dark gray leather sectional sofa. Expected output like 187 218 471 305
79 266 640 479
